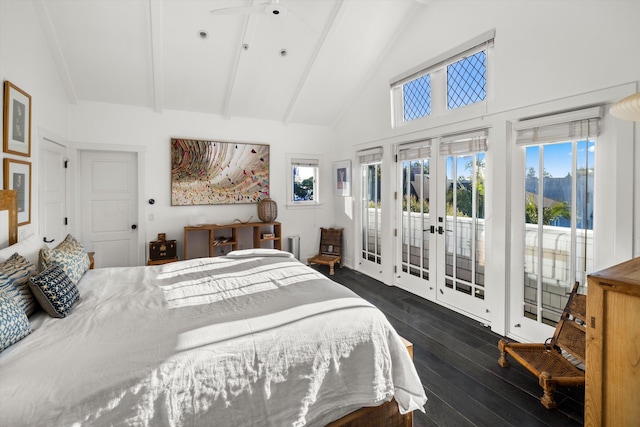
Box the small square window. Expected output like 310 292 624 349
447 50 487 110
403 74 431 122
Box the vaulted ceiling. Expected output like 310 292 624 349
33 0 425 127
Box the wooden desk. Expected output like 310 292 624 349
183 222 281 259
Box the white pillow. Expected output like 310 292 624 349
226 249 294 259
0 234 46 267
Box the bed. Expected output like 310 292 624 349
0 192 426 426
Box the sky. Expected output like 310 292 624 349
525 141 595 178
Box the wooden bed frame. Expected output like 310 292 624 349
328 337 414 427
0 190 18 247
0 188 414 426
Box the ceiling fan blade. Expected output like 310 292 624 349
210 4 266 15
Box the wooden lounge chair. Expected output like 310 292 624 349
498 281 586 409
308 227 343 275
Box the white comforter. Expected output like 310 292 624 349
0 253 426 426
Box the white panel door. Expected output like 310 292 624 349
80 151 138 267
39 138 67 246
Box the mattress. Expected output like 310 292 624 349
0 250 426 426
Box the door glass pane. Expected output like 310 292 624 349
445 156 455 280
541 142 572 325
401 158 430 279
362 163 382 264
454 154 472 283
401 160 410 271
576 139 595 286
524 146 541 321
445 152 485 300
421 159 430 281
474 153 485 298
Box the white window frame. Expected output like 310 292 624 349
390 29 495 128
286 154 320 207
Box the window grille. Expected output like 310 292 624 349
447 51 487 110
403 74 431 121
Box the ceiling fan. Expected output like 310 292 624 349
210 0 290 17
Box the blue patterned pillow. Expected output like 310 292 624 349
28 265 79 318
40 234 89 285
0 253 37 316
0 289 31 352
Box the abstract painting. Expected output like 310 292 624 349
171 138 269 205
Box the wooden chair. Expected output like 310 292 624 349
308 228 343 275
497 281 586 409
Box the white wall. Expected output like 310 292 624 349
68 101 337 262
334 0 640 336
0 0 70 239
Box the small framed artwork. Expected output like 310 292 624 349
3 81 31 157
333 160 351 197
4 158 31 225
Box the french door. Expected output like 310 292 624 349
396 131 489 322
510 111 600 342
358 147 384 277
397 143 436 300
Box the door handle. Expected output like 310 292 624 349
438 226 444 235
430 225 435 234
131 224 137 230
43 237 55 243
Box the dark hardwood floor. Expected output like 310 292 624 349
314 266 585 427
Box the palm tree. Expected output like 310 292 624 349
525 195 571 225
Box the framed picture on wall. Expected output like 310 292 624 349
333 160 351 197
4 158 31 225
170 138 270 205
3 81 31 157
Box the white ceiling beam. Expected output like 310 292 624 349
31 0 78 105
148 0 163 113
281 0 344 125
222 3 257 120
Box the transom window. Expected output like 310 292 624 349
403 74 431 121
447 50 487 109
390 30 494 127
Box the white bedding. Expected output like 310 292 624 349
0 253 426 426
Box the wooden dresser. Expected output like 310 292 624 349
585 257 640 426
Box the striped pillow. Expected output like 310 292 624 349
0 289 31 352
40 234 89 285
28 264 79 318
0 253 37 316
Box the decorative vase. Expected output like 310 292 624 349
257 197 277 222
